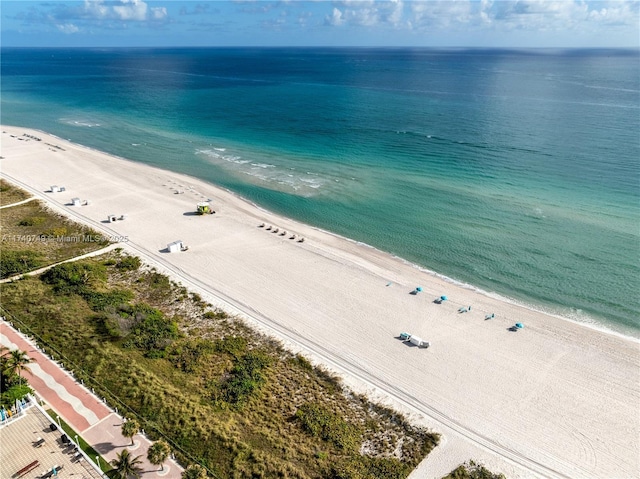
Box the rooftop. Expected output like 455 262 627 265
0 402 103 479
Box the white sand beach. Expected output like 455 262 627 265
1 125 638 479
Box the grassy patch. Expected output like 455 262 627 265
0 178 31 205
0 193 109 279
1 251 440 478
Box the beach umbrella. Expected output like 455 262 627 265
416 287 423 292
515 323 524 329
440 295 448 301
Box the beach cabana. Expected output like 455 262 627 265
515 323 524 329
71 197 81 206
416 287 423 293
167 240 184 253
50 185 60 193
108 215 117 223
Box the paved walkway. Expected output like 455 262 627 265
0 196 36 208
0 243 120 284
1 318 183 478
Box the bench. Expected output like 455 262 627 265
14 460 39 478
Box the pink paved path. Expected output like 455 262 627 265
1 318 183 478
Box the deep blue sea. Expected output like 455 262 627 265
2 48 639 336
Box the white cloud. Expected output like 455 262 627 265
387 1 404 27
151 7 168 21
56 23 80 34
112 0 147 21
587 0 639 25
82 0 167 22
326 1 409 28
326 7 345 25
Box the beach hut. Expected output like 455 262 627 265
71 198 81 207
107 215 117 223
50 185 60 193
167 240 184 253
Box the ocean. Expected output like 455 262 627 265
1 47 639 336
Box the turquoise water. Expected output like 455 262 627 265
2 48 639 335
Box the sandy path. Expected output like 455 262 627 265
1 126 638 479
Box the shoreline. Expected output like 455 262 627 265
1 124 639 479
8 126 639 342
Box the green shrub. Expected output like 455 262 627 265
147 272 170 290
123 304 180 357
292 354 313 371
203 310 228 320
442 461 506 479
296 402 361 451
0 250 44 278
167 339 215 373
220 351 271 407
116 256 141 271
41 261 106 293
214 336 247 358
83 289 134 311
18 216 45 226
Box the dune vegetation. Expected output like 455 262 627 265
1 249 439 478
0 189 108 279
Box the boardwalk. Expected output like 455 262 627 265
0 318 183 478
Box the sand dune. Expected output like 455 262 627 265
1 126 638 479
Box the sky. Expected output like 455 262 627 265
1 1 639 48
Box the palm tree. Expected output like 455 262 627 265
110 449 143 479
182 464 209 479
0 346 9 371
4 349 34 385
146 440 171 471
121 418 140 446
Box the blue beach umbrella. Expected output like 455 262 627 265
440 295 448 301
416 287 423 292
515 323 524 329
